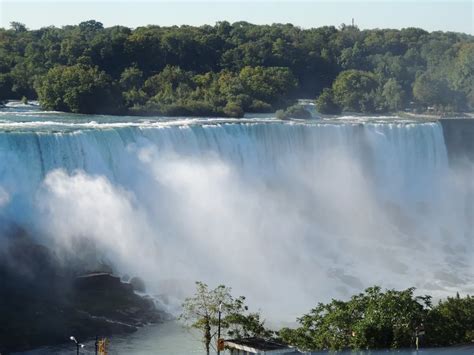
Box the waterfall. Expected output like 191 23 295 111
0 121 448 209
0 112 471 320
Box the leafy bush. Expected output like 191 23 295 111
223 101 244 118
276 104 312 119
248 99 273 113
316 88 342 114
36 64 123 114
331 70 378 113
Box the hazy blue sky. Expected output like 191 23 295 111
0 0 472 34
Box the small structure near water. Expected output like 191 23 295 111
224 337 299 354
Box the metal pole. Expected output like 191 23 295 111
76 343 80 355
217 302 222 355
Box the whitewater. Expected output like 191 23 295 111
0 102 472 323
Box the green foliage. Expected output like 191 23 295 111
223 101 244 118
413 73 447 107
120 66 144 91
180 281 272 354
280 287 474 352
316 88 342 114
134 65 292 117
10 22 27 33
279 286 432 351
451 43 474 109
248 99 272 113
35 64 123 114
276 104 311 119
425 294 474 346
382 78 406 111
0 73 13 101
238 66 297 108
413 72 467 112
0 22 472 114
332 70 379 113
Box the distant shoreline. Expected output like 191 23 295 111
2 100 473 121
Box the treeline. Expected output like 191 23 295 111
0 20 473 116
279 286 474 351
183 283 473 353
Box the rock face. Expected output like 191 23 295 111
440 118 474 166
0 230 168 353
130 276 147 293
73 273 159 326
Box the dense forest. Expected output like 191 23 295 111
0 20 473 116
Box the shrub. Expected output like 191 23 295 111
223 101 244 118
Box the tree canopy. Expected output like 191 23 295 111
278 286 473 352
35 64 122 114
0 21 472 115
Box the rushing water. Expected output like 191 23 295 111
1 102 473 353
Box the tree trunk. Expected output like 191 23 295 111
205 320 211 355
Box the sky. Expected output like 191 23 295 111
0 0 472 34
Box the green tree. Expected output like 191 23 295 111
451 43 474 109
0 73 13 101
279 286 431 351
331 70 379 113
276 104 312 119
316 88 342 114
120 66 144 90
35 64 123 114
382 78 406 111
413 72 445 107
0 21 472 115
425 294 474 346
120 66 146 106
143 66 194 102
180 281 271 354
10 22 27 33
239 66 297 109
223 101 244 118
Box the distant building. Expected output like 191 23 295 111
225 337 300 354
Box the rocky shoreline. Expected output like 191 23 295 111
0 225 169 353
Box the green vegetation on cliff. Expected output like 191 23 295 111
0 20 473 115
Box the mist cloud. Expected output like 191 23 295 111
31 132 474 322
0 186 10 208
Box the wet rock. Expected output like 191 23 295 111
130 276 146 293
0 231 168 353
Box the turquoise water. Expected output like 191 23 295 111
18 322 205 354
16 321 474 354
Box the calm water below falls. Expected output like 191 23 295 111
15 321 474 354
